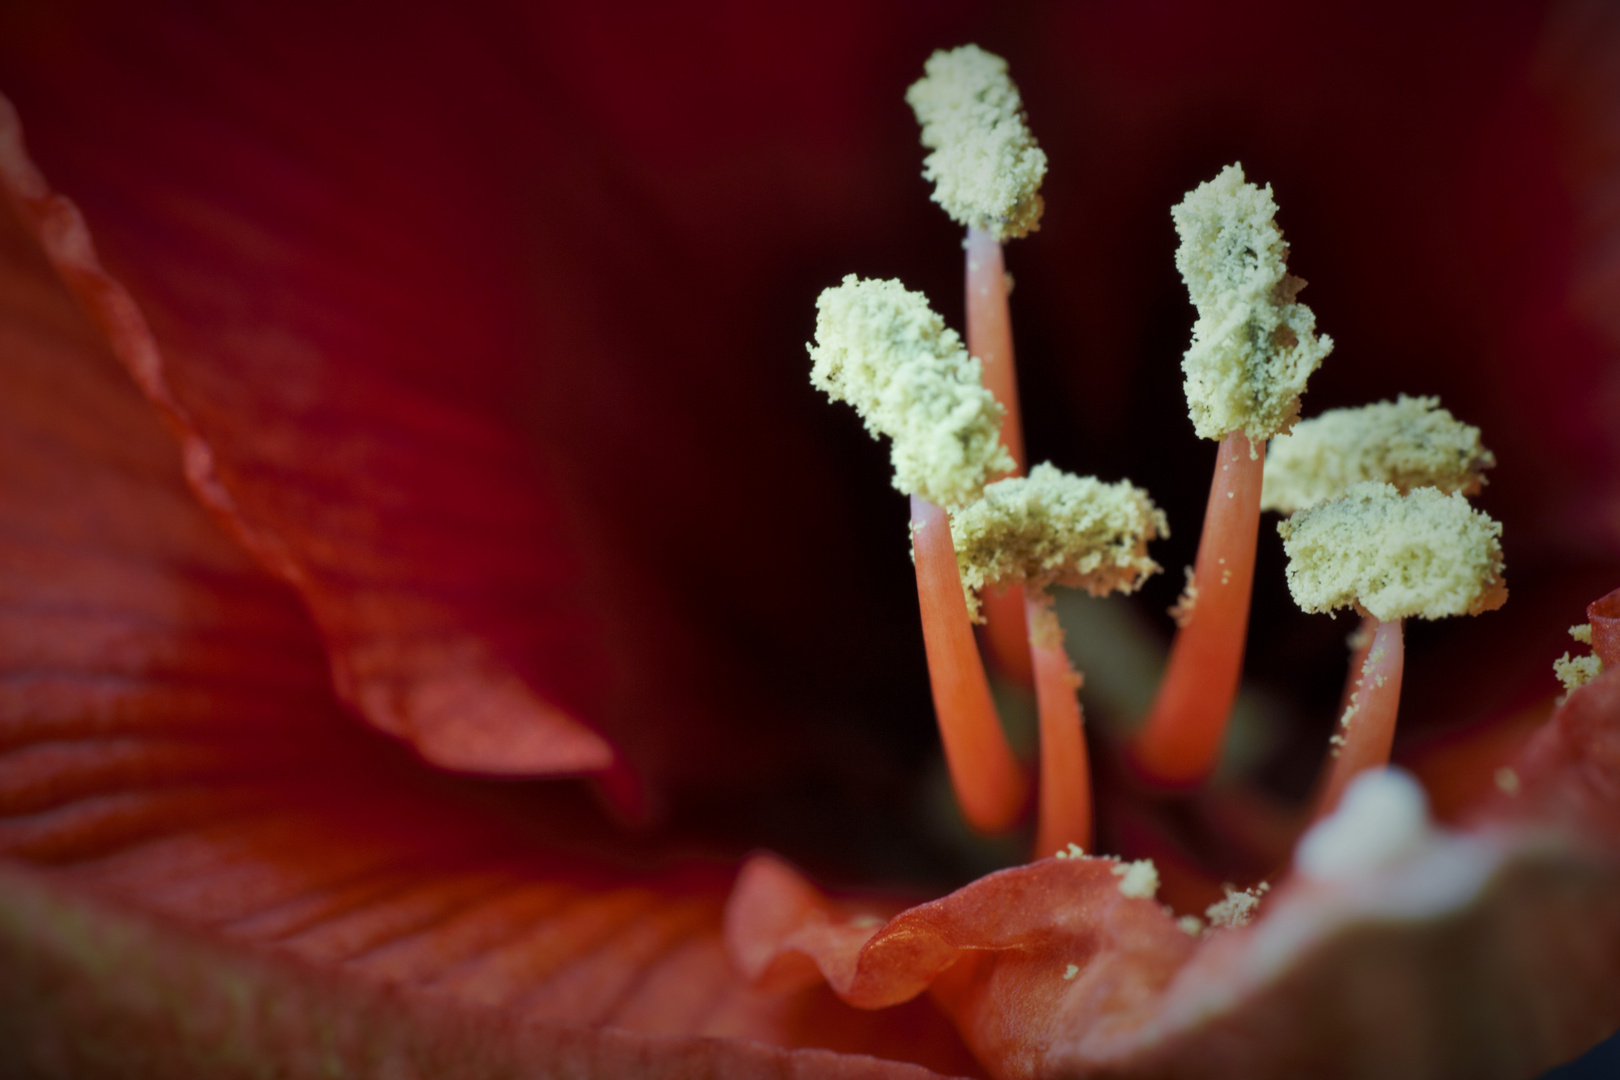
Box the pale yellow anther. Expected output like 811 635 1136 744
1278 482 1506 621
906 44 1047 240
809 275 1014 508
949 462 1168 622
1173 164 1333 445
1261 396 1495 514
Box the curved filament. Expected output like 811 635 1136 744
910 495 1027 832
1027 593 1093 858
965 226 1034 686
1131 432 1265 786
1314 618 1406 819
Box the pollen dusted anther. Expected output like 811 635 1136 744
1173 163 1333 447
950 463 1167 622
1130 163 1335 787
1279 483 1506 621
906 44 1047 240
1262 395 1495 515
808 274 1013 510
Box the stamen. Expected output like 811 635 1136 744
967 227 1033 684
1170 164 1332 447
1027 594 1092 856
950 465 1166 854
1132 165 1332 786
1278 483 1506 622
951 464 1167 620
808 275 1013 510
910 38 1047 682
965 227 1026 473
1314 617 1405 816
808 275 1024 832
1331 613 1379 745
912 496 1027 832
1278 483 1506 819
1263 394 1496 789
1261 395 1494 515
1131 432 1265 785
906 45 1047 241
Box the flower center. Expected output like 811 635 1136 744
807 44 1517 917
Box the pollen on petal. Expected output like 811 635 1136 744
1204 882 1270 930
808 275 1014 508
949 462 1167 621
1173 164 1333 444
1555 652 1605 693
1261 395 1496 514
1278 482 1506 621
905 44 1047 240
1111 858 1161 899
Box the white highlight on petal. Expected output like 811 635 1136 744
1296 767 1434 882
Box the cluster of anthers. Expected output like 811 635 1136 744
808 44 1519 930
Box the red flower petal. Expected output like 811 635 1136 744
0 864 967 1080
0 137 980 1078
726 853 1195 1035
0 1 928 796
1588 588 1620 668
2 99 622 793
731 673 1620 1078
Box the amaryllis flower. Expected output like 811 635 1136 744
1 1 1618 1078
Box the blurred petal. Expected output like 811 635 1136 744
1589 588 1620 667
732 672 1620 1079
0 864 966 1080
0 130 980 1077
0 0 932 796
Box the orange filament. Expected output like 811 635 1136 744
966 226 1025 472
965 225 1033 686
1131 432 1265 786
979 585 1033 685
1027 592 1092 857
910 495 1028 832
1313 618 1405 818
1335 614 1379 723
